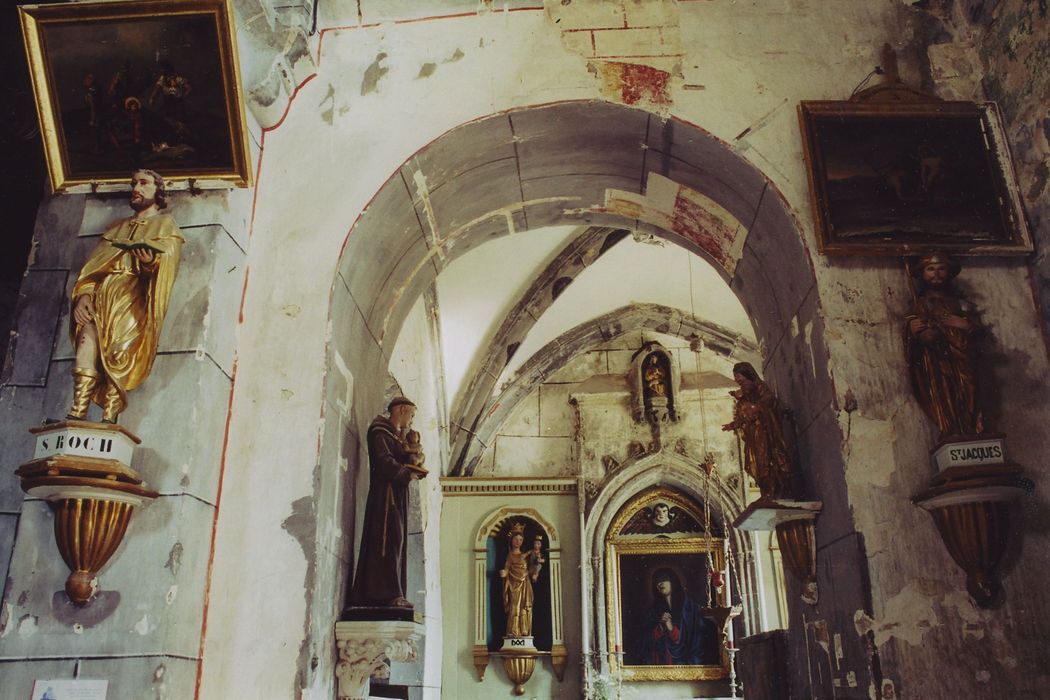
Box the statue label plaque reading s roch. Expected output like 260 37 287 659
67 169 183 424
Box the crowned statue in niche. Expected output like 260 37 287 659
721 362 796 500
904 252 984 439
500 522 540 643
67 169 183 423
350 397 428 610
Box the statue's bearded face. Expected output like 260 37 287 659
922 262 951 287
130 171 158 211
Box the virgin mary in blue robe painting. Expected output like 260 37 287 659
641 568 719 665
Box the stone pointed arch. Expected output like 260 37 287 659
455 303 758 475
449 226 629 477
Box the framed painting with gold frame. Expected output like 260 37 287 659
605 488 729 682
19 0 252 191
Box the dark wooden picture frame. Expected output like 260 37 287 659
798 100 1032 256
20 0 252 191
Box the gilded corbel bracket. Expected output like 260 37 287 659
914 447 1030 608
16 421 156 606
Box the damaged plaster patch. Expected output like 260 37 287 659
854 581 940 647
445 48 464 63
600 173 746 276
134 613 150 635
361 53 389 96
18 614 38 637
165 542 183 577
548 0 682 113
320 84 336 125
844 416 896 488
417 63 437 79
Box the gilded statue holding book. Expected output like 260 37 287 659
68 169 183 423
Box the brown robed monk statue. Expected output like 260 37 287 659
904 252 984 439
68 169 183 423
350 397 428 609
721 362 796 500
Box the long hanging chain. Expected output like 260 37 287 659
703 466 714 607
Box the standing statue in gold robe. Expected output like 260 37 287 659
68 169 183 423
721 362 795 499
905 252 983 439
499 523 534 638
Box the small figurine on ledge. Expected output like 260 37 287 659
68 169 183 423
350 397 427 610
904 252 984 439
721 362 795 500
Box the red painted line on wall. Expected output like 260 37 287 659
396 10 477 24
193 264 249 698
593 53 684 59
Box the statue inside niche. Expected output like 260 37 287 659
721 362 795 500
499 522 535 637
350 397 428 609
630 343 679 426
67 169 183 423
644 354 668 397
904 252 984 439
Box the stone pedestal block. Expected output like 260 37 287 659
334 620 424 700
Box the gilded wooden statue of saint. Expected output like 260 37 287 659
905 252 983 439
351 397 428 609
68 169 183 423
721 362 795 499
499 522 534 637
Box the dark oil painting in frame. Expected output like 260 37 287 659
20 0 251 191
799 100 1031 256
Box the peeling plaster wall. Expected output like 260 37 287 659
205 2 1050 697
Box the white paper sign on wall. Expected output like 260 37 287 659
30 679 108 700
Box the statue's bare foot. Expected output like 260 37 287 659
387 596 413 609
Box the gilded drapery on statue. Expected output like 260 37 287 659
68 169 183 423
905 252 983 438
721 362 795 499
500 523 534 637
350 397 427 609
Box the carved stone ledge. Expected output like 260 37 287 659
334 620 424 700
